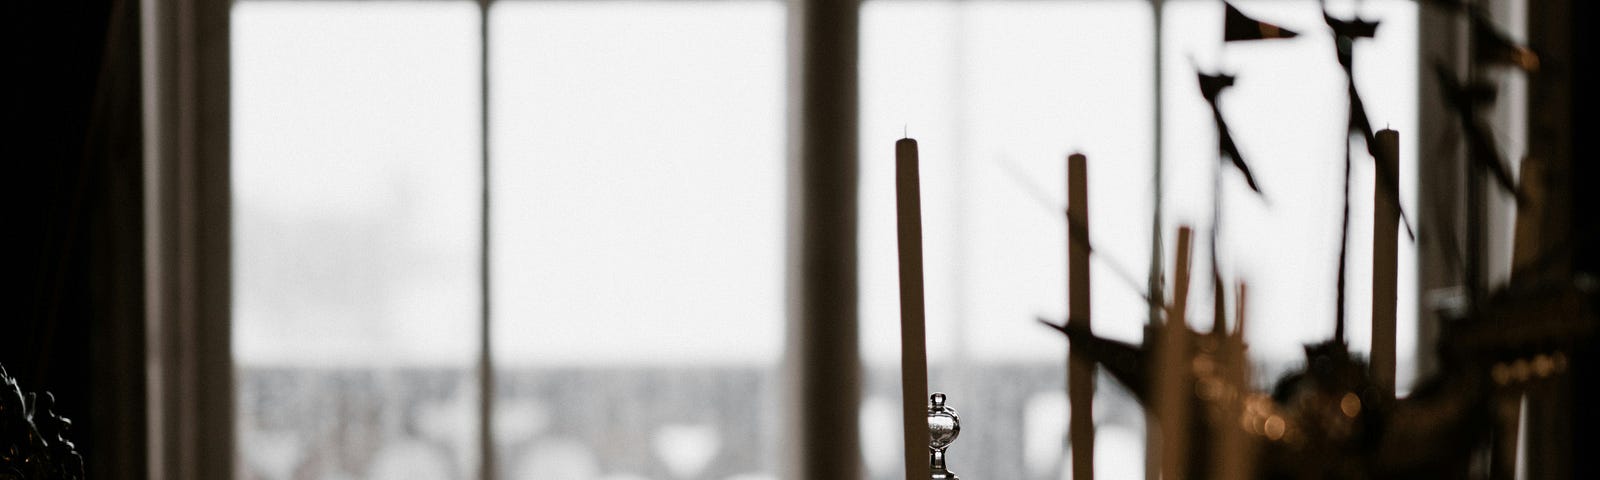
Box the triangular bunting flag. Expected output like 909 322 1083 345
1224 3 1299 42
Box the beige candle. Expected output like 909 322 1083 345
895 138 931 480
1067 153 1096 480
1371 129 1399 396
1155 226 1194 480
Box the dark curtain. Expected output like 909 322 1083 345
3 0 146 478
1571 0 1600 476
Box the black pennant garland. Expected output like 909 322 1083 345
1198 72 1264 195
1432 63 1526 203
1324 13 1379 40
1471 13 1539 71
1224 2 1299 42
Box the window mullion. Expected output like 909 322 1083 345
478 2 496 480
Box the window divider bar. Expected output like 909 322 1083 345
478 1 497 480
142 0 234 478
785 0 862 477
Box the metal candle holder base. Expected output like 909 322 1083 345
928 392 960 480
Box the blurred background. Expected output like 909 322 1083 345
6 0 1596 479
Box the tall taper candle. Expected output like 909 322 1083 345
1371 129 1399 396
1066 153 1096 480
1215 280 1254 480
1155 226 1194 480
895 138 931 480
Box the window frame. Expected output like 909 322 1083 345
145 1 1473 479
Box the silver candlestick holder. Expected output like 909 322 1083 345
928 392 960 480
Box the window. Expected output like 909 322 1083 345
233 3 482 479
233 1 1418 479
489 2 785 478
234 1 785 478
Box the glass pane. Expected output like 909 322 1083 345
861 3 1154 479
489 2 786 479
1160 0 1418 386
232 2 481 479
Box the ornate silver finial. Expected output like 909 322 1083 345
928 392 960 480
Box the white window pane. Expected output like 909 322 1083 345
232 2 481 479
861 3 1153 479
489 2 785 478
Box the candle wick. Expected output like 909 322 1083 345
903 124 908 139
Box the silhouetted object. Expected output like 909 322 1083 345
1192 64 1262 479
895 138 932 480
1432 63 1525 203
1321 9 1419 353
1197 72 1263 195
1430 25 1546 472
1471 13 1539 71
1032 9 1590 474
1224 3 1299 42
1152 225 1197 480
1432 59 1511 307
927 393 960 480
1023 3 1590 478
1065 153 1095 480
1421 4 1537 345
1194 71 1270 472
1343 88 1411 233
1372 130 1402 396
1416 0 1540 71
1043 273 1595 479
1 366 85 480
1323 13 1379 40
1323 10 1416 241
